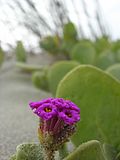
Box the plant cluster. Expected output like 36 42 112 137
8 21 120 160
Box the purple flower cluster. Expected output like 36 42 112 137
29 98 80 125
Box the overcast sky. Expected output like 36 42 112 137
0 0 120 50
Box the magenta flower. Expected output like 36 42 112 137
29 98 80 151
34 103 57 120
58 109 80 125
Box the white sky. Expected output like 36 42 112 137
0 0 120 50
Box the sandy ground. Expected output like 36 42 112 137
0 54 59 160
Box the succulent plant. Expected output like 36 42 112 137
15 41 27 62
56 65 120 151
47 61 79 95
40 35 60 55
70 42 96 64
8 63 120 160
61 22 78 57
106 64 120 81
11 140 111 160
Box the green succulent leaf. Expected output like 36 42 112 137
16 143 43 160
48 60 79 95
56 65 120 150
70 42 96 64
62 22 78 56
63 22 78 41
63 140 106 160
16 62 45 73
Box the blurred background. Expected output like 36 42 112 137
0 0 120 53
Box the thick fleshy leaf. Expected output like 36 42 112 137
63 22 77 41
56 65 120 149
16 62 45 73
70 42 96 64
63 140 106 160
16 143 43 160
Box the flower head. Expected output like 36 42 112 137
29 97 80 124
29 98 80 151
